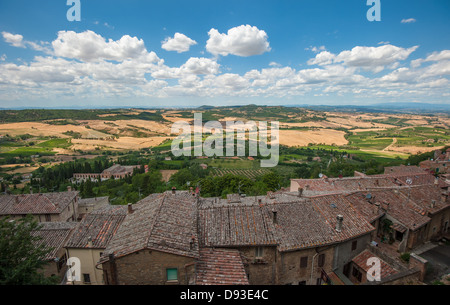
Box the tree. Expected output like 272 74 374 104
0 215 58 285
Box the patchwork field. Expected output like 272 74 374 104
0 106 449 174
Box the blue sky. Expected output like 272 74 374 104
0 0 449 108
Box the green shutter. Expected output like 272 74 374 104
167 268 178 281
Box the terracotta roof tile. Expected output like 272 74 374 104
196 248 249 285
101 191 199 261
0 191 79 215
352 250 398 279
65 205 127 249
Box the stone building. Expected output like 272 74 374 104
33 222 78 281
100 191 200 285
0 191 80 223
64 205 127 285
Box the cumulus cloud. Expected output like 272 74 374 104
206 25 271 57
161 33 197 53
2 32 25 48
308 45 418 72
0 29 448 104
401 18 417 23
52 30 157 62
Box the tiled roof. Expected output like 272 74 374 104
32 222 77 261
101 191 199 261
354 188 431 231
397 185 450 216
196 248 249 285
309 195 375 244
345 192 385 223
352 250 398 279
273 201 338 251
198 204 278 247
199 193 375 252
389 173 438 187
384 166 428 175
0 191 79 215
65 205 127 249
291 177 397 194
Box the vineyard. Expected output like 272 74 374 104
209 168 271 180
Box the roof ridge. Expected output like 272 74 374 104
144 193 166 249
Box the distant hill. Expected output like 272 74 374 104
292 103 450 115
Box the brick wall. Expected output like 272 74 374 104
103 250 196 285
275 246 335 285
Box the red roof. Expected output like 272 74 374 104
196 248 249 285
352 250 398 279
0 191 78 215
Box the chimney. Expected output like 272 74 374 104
87 236 93 248
298 187 304 197
127 203 134 214
172 187 176 195
336 215 344 232
375 202 381 214
272 210 278 224
67 186 72 192
30 188 33 194
431 200 436 209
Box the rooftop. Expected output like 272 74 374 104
32 222 78 261
0 191 79 216
196 248 249 285
352 249 398 279
101 191 199 262
65 205 127 249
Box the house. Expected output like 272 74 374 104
0 191 79 223
100 191 200 285
77 196 109 220
348 250 399 284
72 164 139 182
64 205 128 285
419 148 450 174
198 192 374 285
33 222 78 281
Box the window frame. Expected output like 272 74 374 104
166 268 178 282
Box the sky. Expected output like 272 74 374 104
0 0 449 109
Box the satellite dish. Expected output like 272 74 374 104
366 194 372 199
406 178 413 185
319 173 324 178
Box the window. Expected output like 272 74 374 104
300 256 308 268
45 214 51 222
255 247 264 259
166 268 178 282
83 273 91 284
57 254 67 272
318 254 326 268
299 281 306 285
351 240 358 251
352 267 362 282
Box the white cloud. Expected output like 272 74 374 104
2 32 25 48
52 30 156 62
161 33 197 53
206 25 271 57
307 51 336 66
305 46 326 53
308 45 418 73
401 18 417 23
